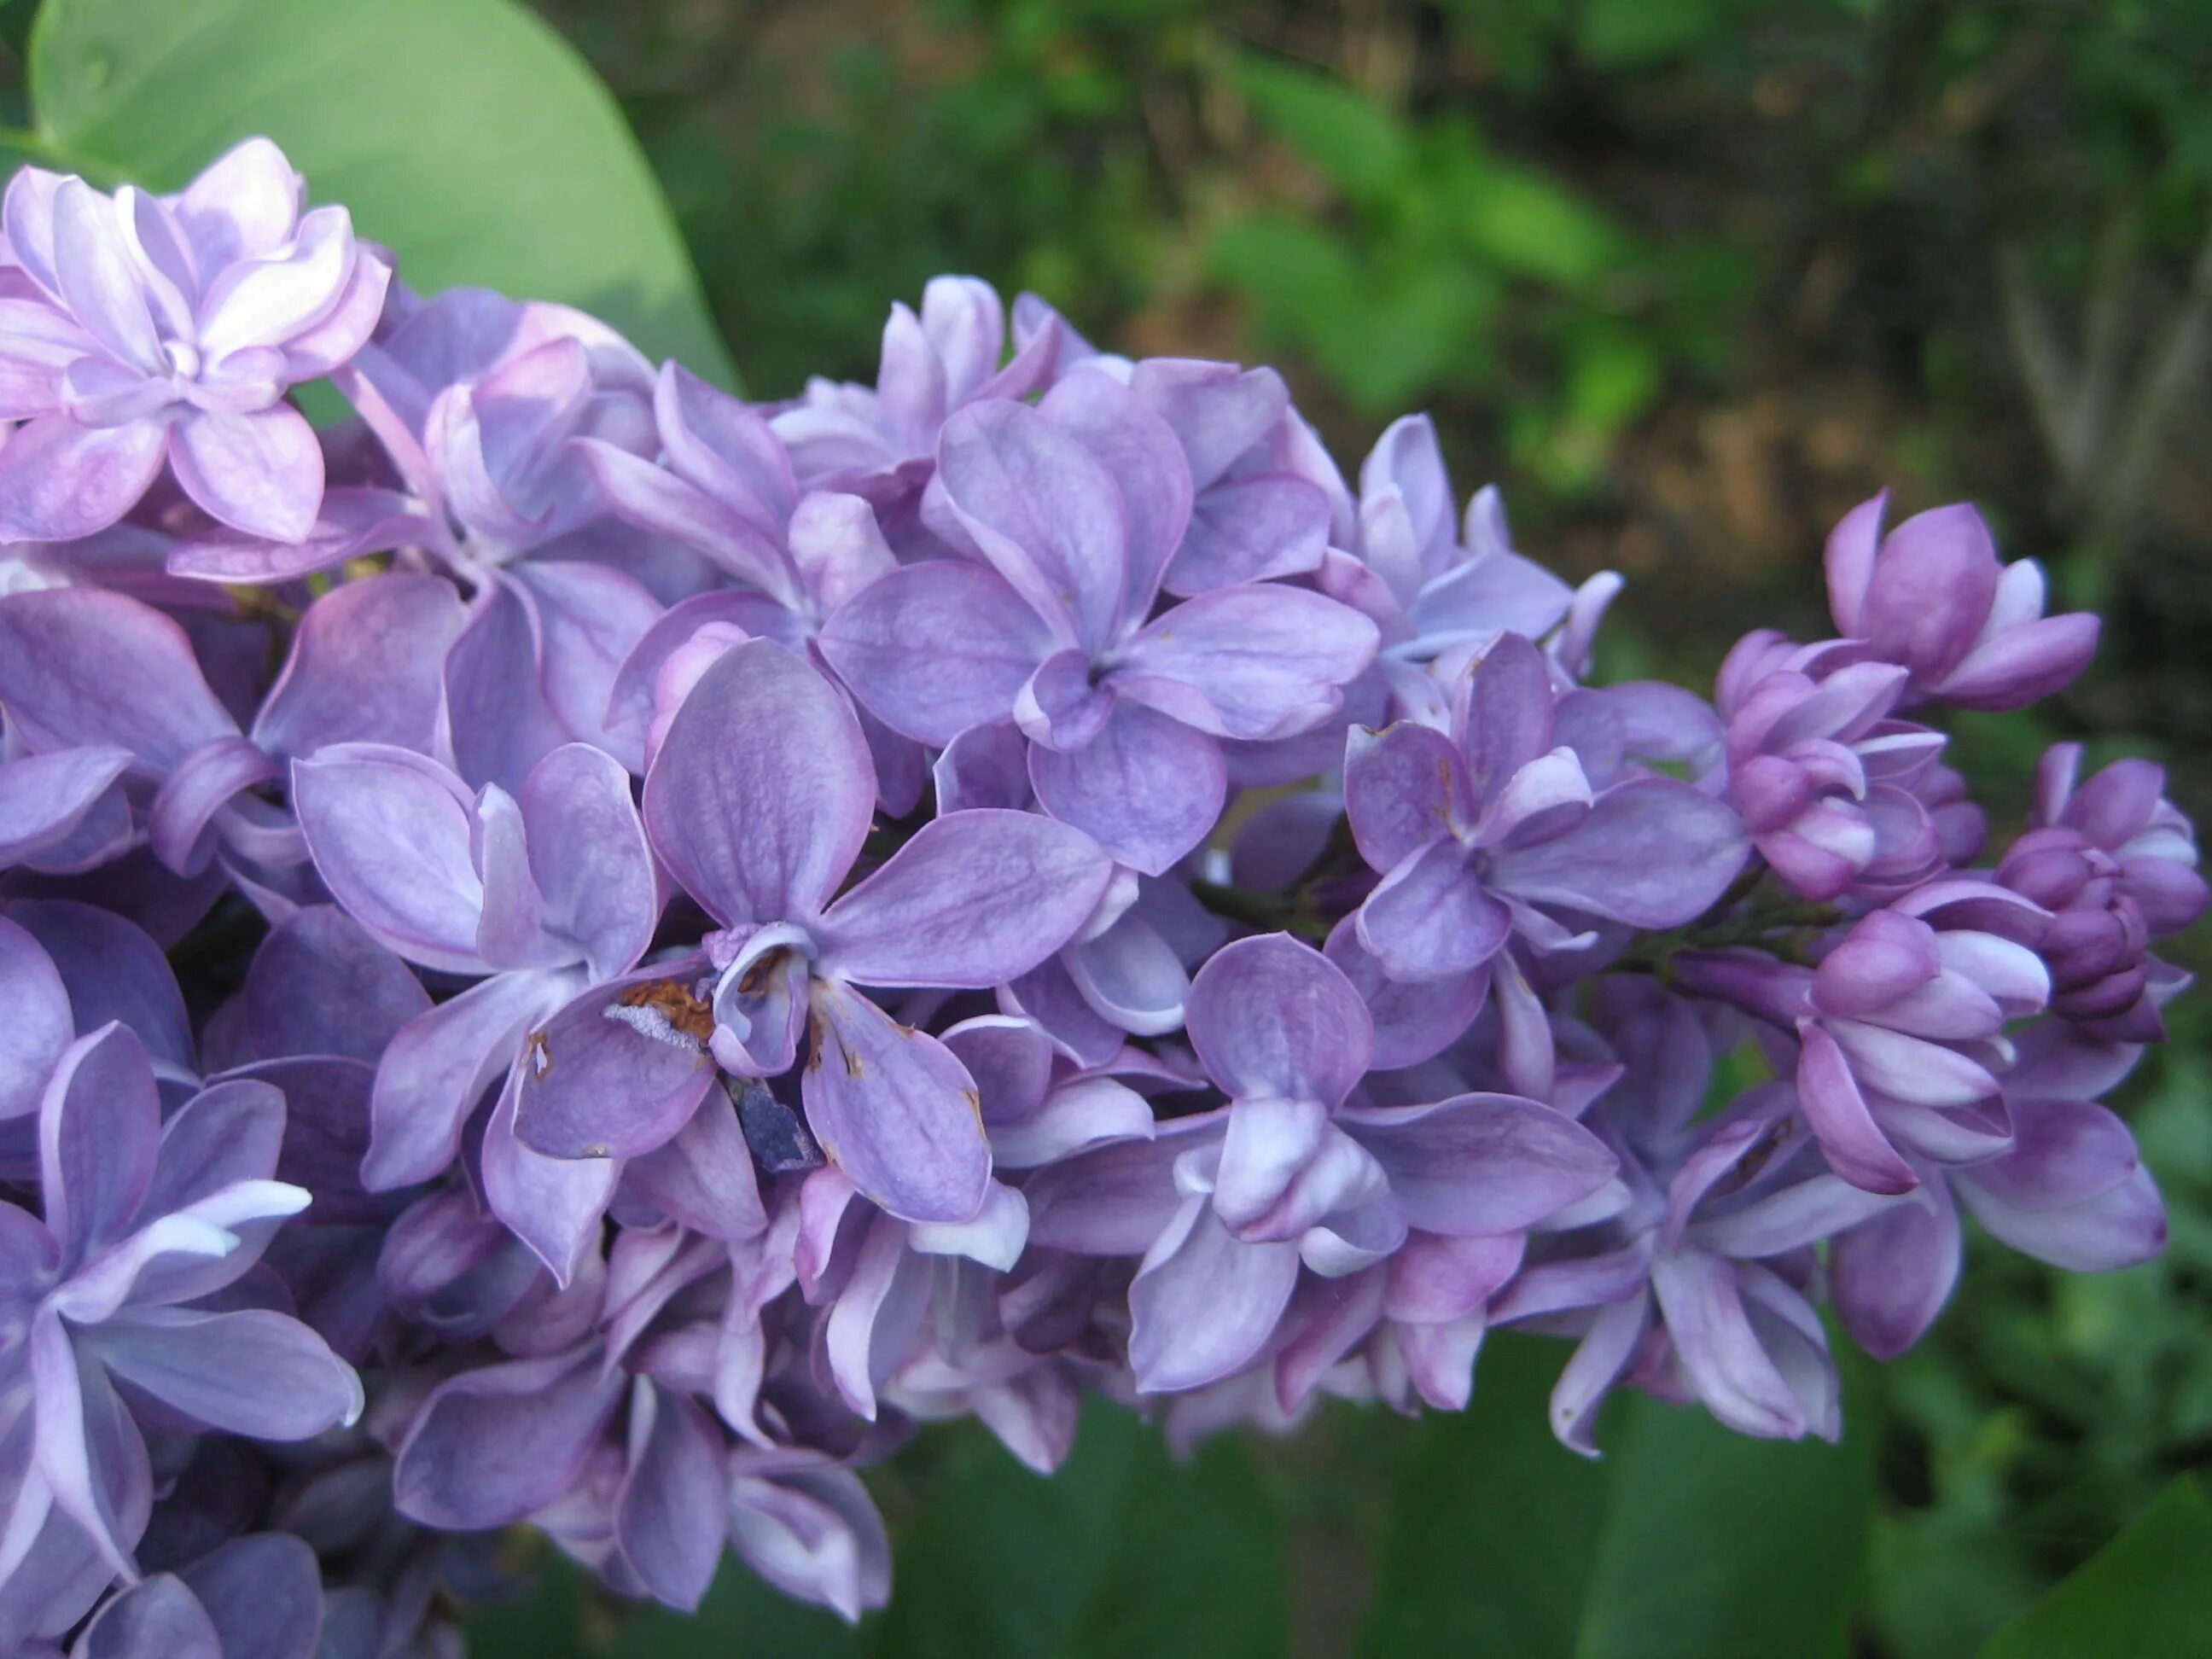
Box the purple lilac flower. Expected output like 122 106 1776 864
0 1008 358 1646
515 637 1113 1224
0 134 2197 1640
1714 630 1946 901
1676 885 2051 1194
1823 492 2098 711
1999 743 2209 1039
1344 631 1748 982
818 375 1379 872
0 139 389 543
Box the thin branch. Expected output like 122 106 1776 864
1997 240 2081 491
2087 213 2212 550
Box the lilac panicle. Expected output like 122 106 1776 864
0 135 2197 1644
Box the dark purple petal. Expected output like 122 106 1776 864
616 1383 729 1611
73 1575 222 1659
0 587 236 770
176 1532 323 1659
393 1347 626 1530
1340 1093 1617 1235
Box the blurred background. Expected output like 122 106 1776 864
9 0 2209 1650
526 3 2212 1651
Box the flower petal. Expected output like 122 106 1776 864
800 978 992 1225
167 406 323 543
643 637 873 927
1028 700 1225 876
815 809 1112 988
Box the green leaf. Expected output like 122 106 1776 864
1454 160 1633 295
1235 55 1410 203
26 0 734 385
615 1557 868 1659
1575 0 1731 71
875 1402 1289 1659
1361 1333 1874 1659
1981 1476 2212 1659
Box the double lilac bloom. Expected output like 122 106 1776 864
819 372 1378 873
0 139 388 544
520 638 1112 1224
0 137 2196 1645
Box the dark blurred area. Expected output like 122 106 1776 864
515 3 2212 1652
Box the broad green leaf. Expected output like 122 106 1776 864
1361 1336 1613 1656
1235 56 1410 203
1981 1476 2212 1659
1576 1377 1871 1659
26 0 734 385
1575 0 1731 70
1361 1333 1874 1659
1454 161 1633 295
615 1557 867 1658
876 1402 1289 1659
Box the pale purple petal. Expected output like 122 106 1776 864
1354 840 1510 982
643 637 873 926
1344 719 1466 872
364 968 568 1190
250 573 464 760
1487 777 1748 929
1185 933 1373 1107
1116 585 1378 742
1028 700 1225 876
166 406 323 543
927 398 1126 652
513 978 717 1161
1037 368 1192 620
817 558 1055 747
800 979 992 1225
0 916 72 1122
41 1023 160 1266
90 1307 360 1437
292 744 487 974
815 809 1111 987
519 744 658 979
1128 1197 1300 1393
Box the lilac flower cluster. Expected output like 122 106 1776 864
0 141 2200 1653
